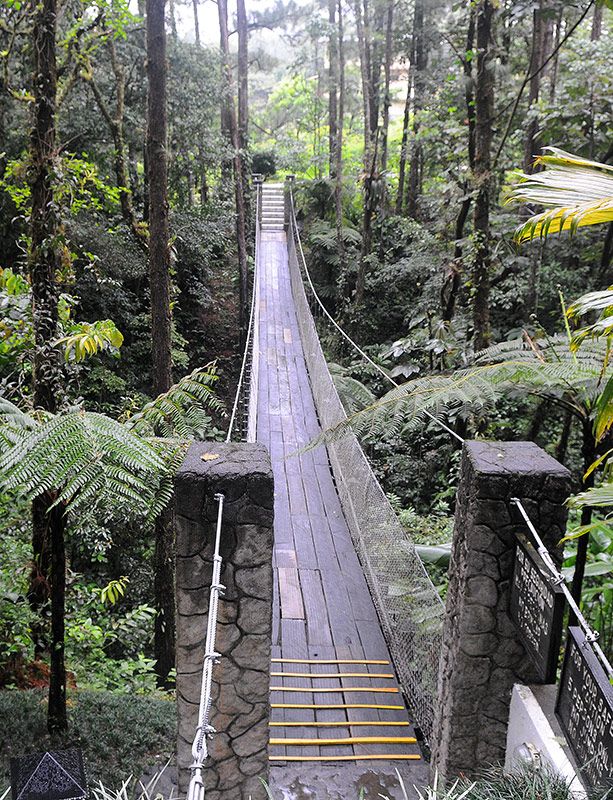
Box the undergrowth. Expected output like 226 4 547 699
0 689 175 789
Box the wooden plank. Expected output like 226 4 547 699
299 569 333 646
290 515 318 570
269 721 411 727
279 619 318 757
270 755 421 762
276 549 298 568
278 567 304 620
271 658 389 665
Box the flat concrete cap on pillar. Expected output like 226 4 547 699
466 441 571 478
174 442 273 523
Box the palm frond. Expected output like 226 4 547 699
569 482 613 510
506 148 613 243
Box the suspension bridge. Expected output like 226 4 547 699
254 182 436 792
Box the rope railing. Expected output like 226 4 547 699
187 493 226 800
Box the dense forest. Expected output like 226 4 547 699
0 0 611 787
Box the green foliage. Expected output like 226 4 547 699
57 319 124 362
2 153 121 215
252 150 277 177
0 690 175 788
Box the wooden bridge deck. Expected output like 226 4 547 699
255 212 426 789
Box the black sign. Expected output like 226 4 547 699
10 750 88 800
509 532 565 682
556 627 613 790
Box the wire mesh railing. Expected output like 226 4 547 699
286 186 444 744
226 179 261 444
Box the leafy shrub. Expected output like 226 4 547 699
252 150 277 177
0 690 175 789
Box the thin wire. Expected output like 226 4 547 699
226 184 261 443
187 493 226 800
511 497 613 680
288 188 465 445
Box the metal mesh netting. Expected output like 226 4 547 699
286 202 444 744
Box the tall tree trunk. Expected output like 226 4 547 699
406 0 425 219
218 0 249 348
88 40 146 250
569 420 596 625
591 3 603 40
523 1 553 174
549 8 563 102
335 0 345 294
146 0 175 688
472 0 495 350
236 0 251 246
353 0 371 165
192 0 200 45
380 0 394 175
442 1 476 322
48 497 67 732
29 0 68 734
396 67 411 214
328 0 338 178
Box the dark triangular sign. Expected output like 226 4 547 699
10 749 88 800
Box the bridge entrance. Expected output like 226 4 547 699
256 184 428 796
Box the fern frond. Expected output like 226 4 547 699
127 364 223 438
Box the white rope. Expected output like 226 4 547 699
187 493 226 800
511 497 613 679
288 187 465 445
226 183 262 443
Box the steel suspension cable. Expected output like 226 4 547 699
288 188 465 445
289 184 610 678
511 497 613 679
187 493 226 800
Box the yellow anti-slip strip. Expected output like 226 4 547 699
270 736 417 746
270 721 412 727
271 672 395 679
272 703 404 710
271 686 399 694
270 755 421 762
272 658 389 665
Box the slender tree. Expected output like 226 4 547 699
380 0 394 174
334 0 345 284
328 0 338 178
523 0 553 174
193 0 200 45
442 0 476 323
29 0 68 733
472 0 496 350
406 0 426 218
146 0 175 687
218 0 249 346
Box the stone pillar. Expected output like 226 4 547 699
431 441 570 778
175 442 274 800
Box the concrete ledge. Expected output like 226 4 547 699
505 684 585 796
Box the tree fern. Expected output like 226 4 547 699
0 363 224 523
125 364 223 438
312 334 612 447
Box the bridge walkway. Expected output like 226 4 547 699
255 184 428 795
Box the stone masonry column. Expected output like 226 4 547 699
175 442 274 799
431 441 570 778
